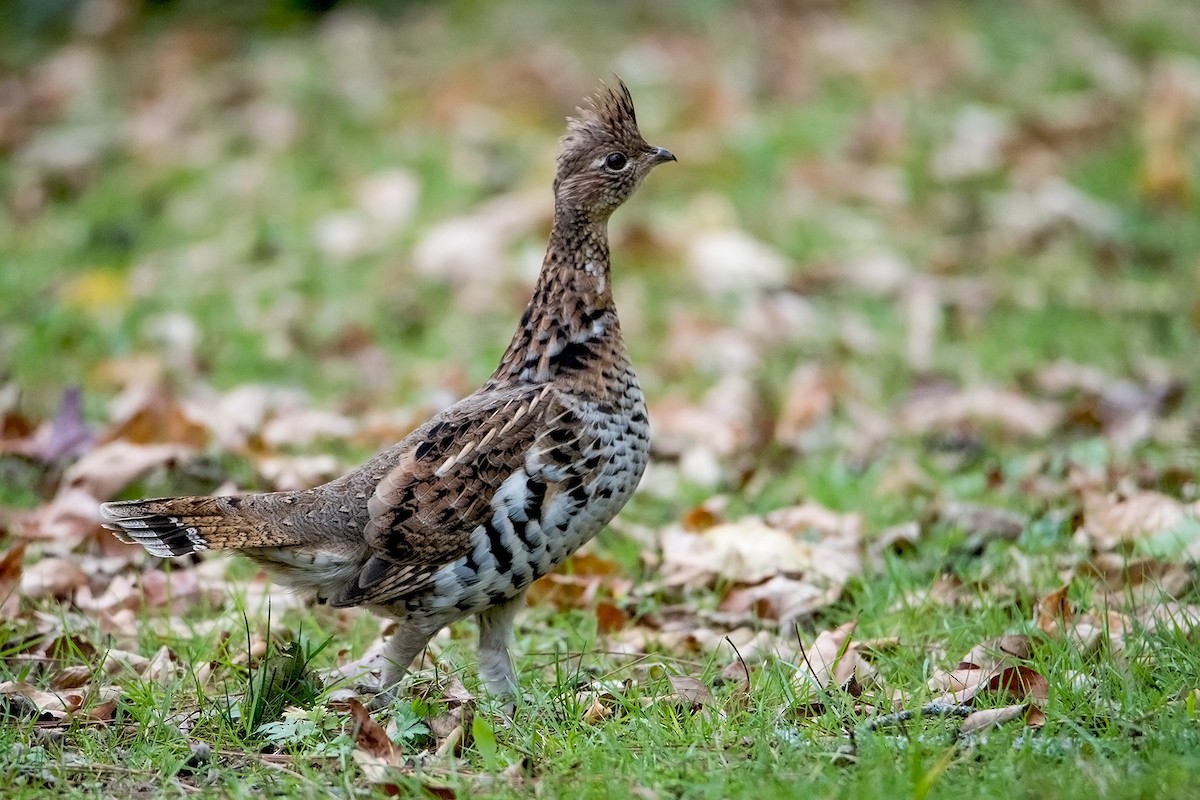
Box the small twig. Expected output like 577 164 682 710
858 702 974 734
724 636 751 693
434 723 464 759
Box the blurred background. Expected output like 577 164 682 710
2 5 1200 790
1 0 1197 510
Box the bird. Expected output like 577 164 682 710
100 79 675 703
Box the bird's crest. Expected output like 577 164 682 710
559 78 644 162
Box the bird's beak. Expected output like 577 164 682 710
649 146 677 165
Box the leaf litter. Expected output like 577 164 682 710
1 0 1198 792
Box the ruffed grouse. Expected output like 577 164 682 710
101 80 674 701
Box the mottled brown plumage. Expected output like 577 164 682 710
101 79 674 703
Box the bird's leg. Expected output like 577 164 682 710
476 592 527 698
369 619 439 711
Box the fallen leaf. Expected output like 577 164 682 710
661 503 862 590
938 501 1027 550
929 636 1045 705
986 665 1050 703
595 600 630 634
1080 490 1200 553
418 675 475 758
959 703 1045 734
0 681 80 720
931 104 1010 181
17 386 94 462
794 621 870 711
48 665 92 691
931 663 1049 706
101 383 208 448
960 635 1034 671
62 440 194 500
144 645 184 686
663 675 714 712
356 168 419 227
900 385 1063 439
337 696 402 764
19 556 87 600
719 575 839 627
1034 585 1073 635
0 541 26 616
581 693 615 725
685 227 789 296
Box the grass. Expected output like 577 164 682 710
3 546 1199 798
2 0 1200 797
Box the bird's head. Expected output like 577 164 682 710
554 79 675 221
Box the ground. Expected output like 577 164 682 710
1 0 1199 797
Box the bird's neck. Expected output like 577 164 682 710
490 212 624 387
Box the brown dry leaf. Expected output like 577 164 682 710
581 693 615 725
338 696 402 764
9 386 94 462
419 675 475 758
959 703 1045 734
661 502 862 589
899 385 1062 439
992 177 1118 247
140 568 225 614
412 190 551 302
773 363 838 447
62 440 195 500
102 383 209 447
929 666 990 705
660 520 799 587
1082 555 1194 599
685 227 789 296
646 374 763 488
721 655 753 713
86 695 121 723
0 681 82 720
1079 490 1200 553
49 665 92 691
102 649 151 678
144 645 184 686
929 636 1045 705
14 485 106 549
75 573 139 613
662 675 714 713
931 104 1010 181
0 541 26 616
1138 602 1200 637
719 575 840 628
256 454 344 491
931 663 1048 706
1139 61 1198 205
260 406 358 450
960 635 1034 670
680 496 728 532
19 556 87 600
1035 584 1073 635
527 552 631 611
986 665 1050 703
794 621 870 711
356 168 419 228
938 501 1027 550
868 521 921 567
595 600 630 634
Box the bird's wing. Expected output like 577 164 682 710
330 382 593 607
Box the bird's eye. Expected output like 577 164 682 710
604 152 628 171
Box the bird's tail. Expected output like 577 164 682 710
100 493 301 558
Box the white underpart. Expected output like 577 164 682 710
583 260 606 294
